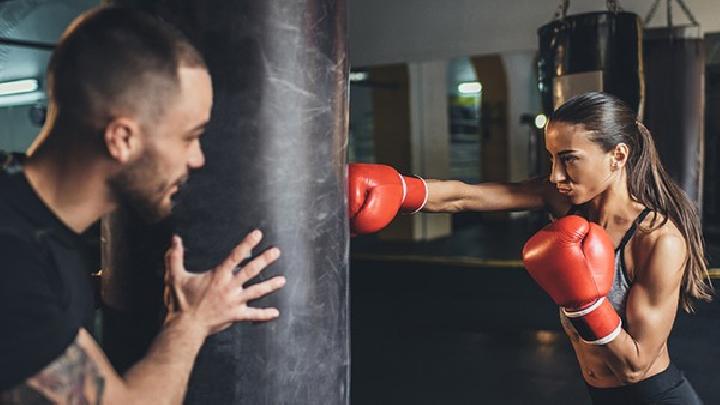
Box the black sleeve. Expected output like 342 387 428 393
0 231 79 390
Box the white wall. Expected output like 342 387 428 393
408 61 452 239
502 50 540 182
349 0 720 67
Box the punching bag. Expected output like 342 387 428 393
643 26 705 209
102 1 350 404
537 6 644 117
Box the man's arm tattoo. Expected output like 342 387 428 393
0 337 105 405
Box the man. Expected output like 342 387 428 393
0 6 286 404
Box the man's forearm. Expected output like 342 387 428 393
123 313 207 405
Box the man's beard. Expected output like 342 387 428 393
108 148 186 223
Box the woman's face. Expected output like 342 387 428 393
545 121 617 204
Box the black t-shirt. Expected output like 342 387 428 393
0 158 95 390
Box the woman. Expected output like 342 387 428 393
349 92 712 404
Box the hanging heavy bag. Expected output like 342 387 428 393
537 0 644 117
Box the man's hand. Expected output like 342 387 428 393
164 229 286 335
2 230 285 405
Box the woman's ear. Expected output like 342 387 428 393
611 143 629 170
104 117 142 163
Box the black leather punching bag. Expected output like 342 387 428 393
102 1 350 404
538 7 644 117
643 26 705 209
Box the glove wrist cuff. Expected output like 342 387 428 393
562 298 622 345
400 175 428 213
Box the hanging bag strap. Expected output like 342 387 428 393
553 0 623 21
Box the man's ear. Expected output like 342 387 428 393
104 117 142 163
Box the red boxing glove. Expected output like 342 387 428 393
349 163 428 234
522 215 621 345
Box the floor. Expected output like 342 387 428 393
349 214 720 404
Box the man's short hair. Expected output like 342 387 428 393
47 6 206 135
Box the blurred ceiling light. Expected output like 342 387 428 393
535 114 548 129
0 79 39 96
349 72 368 82
458 81 482 94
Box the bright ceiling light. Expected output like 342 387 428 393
0 79 39 96
458 81 482 94
535 114 548 129
349 72 368 82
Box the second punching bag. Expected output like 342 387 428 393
643 26 705 209
538 7 644 117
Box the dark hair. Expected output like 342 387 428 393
46 6 206 136
550 92 712 312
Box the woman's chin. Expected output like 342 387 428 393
570 193 589 205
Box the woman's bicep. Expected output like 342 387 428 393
625 234 686 348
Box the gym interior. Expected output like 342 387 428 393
1 0 719 404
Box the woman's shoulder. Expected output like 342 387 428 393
632 212 687 278
636 211 684 246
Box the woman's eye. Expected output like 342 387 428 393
560 155 578 164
